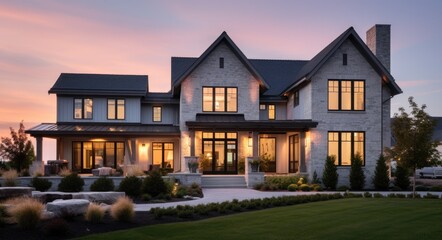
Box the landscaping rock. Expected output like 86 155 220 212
46 199 90 217
72 192 125 204
41 210 56 220
99 203 111 212
33 192 73 203
0 187 34 200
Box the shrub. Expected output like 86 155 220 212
30 176 52 192
141 194 152 202
337 185 349 191
390 186 402 191
300 184 310 192
264 176 300 190
85 203 105 224
287 184 298 191
8 197 44 229
111 196 134 222
364 192 372 198
415 185 429 191
424 193 439 199
430 185 442 192
58 173 84 192
42 218 69 237
394 165 410 190
373 193 384 198
372 154 390 190
3 169 18 186
58 167 72 177
312 170 321 184
322 156 338 190
90 177 115 191
350 153 365 190
238 157 245 174
118 176 142 198
313 185 323 191
142 170 168 197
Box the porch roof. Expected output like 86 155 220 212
186 114 318 131
26 123 180 137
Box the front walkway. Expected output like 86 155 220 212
134 188 442 211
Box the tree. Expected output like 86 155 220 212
372 154 390 190
386 97 440 196
0 122 35 172
322 155 339 190
349 153 365 190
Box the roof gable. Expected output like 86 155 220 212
171 31 269 96
282 27 402 96
49 73 149 96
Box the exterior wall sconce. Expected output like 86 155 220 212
141 143 146 147
248 132 253 147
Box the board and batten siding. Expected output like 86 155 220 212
57 96 141 123
141 104 179 125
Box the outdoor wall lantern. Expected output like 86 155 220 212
248 132 253 147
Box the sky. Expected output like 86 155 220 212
1 0 442 160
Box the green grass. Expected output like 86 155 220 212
79 198 442 240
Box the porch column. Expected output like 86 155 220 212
252 131 259 157
36 136 43 162
189 130 195 156
300 131 306 172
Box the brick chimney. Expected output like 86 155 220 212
366 24 391 72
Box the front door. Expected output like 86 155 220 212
202 132 237 174
289 134 300 173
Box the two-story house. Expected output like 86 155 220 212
27 24 401 186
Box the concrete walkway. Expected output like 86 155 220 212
134 188 442 212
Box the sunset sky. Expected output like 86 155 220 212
1 0 442 160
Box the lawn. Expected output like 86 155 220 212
79 198 442 240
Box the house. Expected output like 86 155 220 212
27 24 402 187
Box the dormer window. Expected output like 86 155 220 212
74 98 93 119
203 87 237 112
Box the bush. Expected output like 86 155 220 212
350 153 365 190
415 185 429 191
85 203 105 224
142 170 168 197
299 184 310 192
312 170 321 184
337 185 349 191
287 184 298 191
118 176 142 198
424 193 439 199
430 185 442 192
372 154 390 190
322 156 338 190
90 177 115 191
8 197 44 229
111 196 134 222
264 176 300 190
58 173 84 192
364 192 372 198
394 165 410 190
141 194 152 202
30 177 52 192
43 218 69 237
3 169 18 186
313 185 323 191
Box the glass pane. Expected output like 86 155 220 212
268 105 275 120
328 81 339 110
203 88 213 111
108 99 115 119
341 81 352 110
328 132 339 165
354 81 364 110
215 88 225 112
93 142 105 168
73 142 81 171
74 99 83 119
153 143 163 166
117 99 125 119
341 132 352 165
214 141 225 172
215 132 225 139
164 144 174 169
226 132 237 139
354 132 364 164
226 141 236 172
84 99 93 119
83 142 93 170
203 141 213 172
259 138 276 172
227 88 237 112
202 132 213 139
153 107 161 122
105 142 115 168
116 142 124 166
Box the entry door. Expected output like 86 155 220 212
202 140 237 174
289 135 300 173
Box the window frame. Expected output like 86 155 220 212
328 79 365 111
152 106 162 122
107 98 126 120
327 131 365 166
73 98 93 119
202 86 238 113
152 142 174 169
268 104 275 120
293 91 299 107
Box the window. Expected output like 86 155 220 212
153 143 174 169
259 104 266 110
107 99 125 120
268 104 275 120
72 141 124 172
219 57 224 68
328 131 364 166
259 137 276 172
328 80 365 111
202 87 237 112
293 91 299 107
74 98 93 119
343 54 348 65
153 106 162 122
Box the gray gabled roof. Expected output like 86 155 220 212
282 27 402 96
49 73 149 96
171 31 269 96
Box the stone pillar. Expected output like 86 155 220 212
189 130 195 156
252 131 259 157
30 136 44 176
300 131 306 173
36 136 43 162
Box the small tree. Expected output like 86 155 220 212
322 155 338 190
372 154 390 190
0 122 35 172
386 97 440 196
349 153 365 190
394 165 410 190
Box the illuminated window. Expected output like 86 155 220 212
328 80 365 111
153 106 162 122
107 99 125 120
153 143 174 169
328 131 365 166
259 104 266 110
202 87 237 112
268 104 275 120
74 98 93 119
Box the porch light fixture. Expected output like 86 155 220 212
142 143 146 147
248 132 253 147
